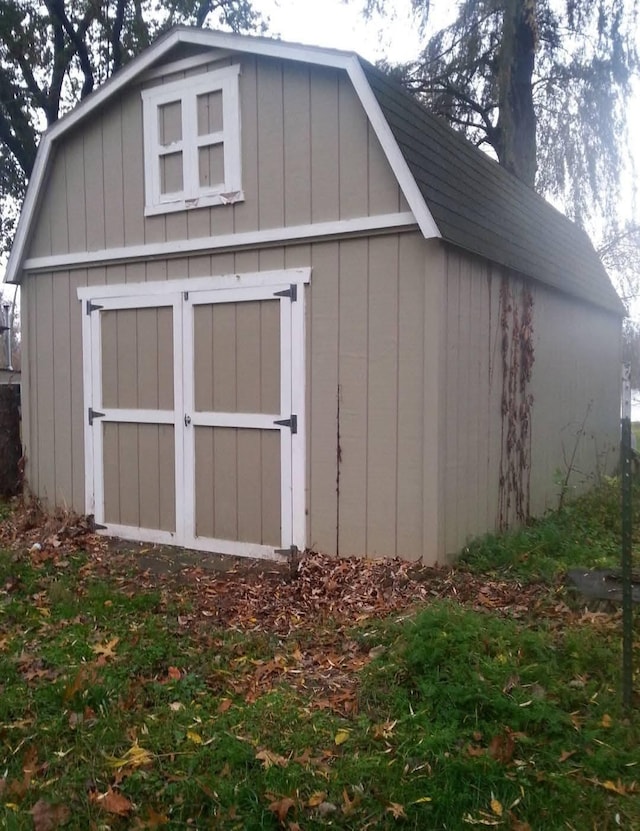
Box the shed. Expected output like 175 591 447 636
5 27 624 563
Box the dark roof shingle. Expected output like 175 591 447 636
362 62 624 315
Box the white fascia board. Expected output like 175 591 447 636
6 26 439 284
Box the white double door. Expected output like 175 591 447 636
78 270 308 560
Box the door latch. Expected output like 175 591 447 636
184 414 192 427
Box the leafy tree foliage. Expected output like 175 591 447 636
0 0 263 255
367 0 638 230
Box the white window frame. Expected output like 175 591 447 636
142 63 243 216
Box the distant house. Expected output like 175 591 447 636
5 28 623 563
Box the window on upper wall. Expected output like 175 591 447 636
141 64 243 215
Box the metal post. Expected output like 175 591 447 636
620 363 633 711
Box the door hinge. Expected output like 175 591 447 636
183 291 189 301
88 407 105 425
86 300 103 315
274 284 297 302
274 414 297 434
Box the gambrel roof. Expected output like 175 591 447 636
5 27 624 315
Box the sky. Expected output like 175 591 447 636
252 0 426 63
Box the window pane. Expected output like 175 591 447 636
199 143 225 190
197 90 223 136
158 100 182 146
160 151 183 194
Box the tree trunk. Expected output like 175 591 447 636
496 0 537 187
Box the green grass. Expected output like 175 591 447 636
1 484 639 829
460 477 639 582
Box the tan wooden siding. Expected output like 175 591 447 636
440 246 621 556
194 427 280 545
103 423 176 531
25 55 408 262
23 231 446 562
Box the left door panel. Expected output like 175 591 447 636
88 295 182 544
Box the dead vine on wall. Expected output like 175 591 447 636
498 276 535 530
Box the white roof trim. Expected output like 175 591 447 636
5 27 440 284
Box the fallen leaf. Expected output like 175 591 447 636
509 819 532 831
342 788 360 816
186 730 203 744
132 806 169 829
386 802 407 819
316 802 338 817
490 797 503 817
92 637 119 659
30 799 70 831
169 701 184 711
412 797 433 804
95 787 133 816
601 713 613 728
559 750 576 763
217 698 233 713
105 741 153 770
307 791 327 808
167 666 181 680
334 729 350 746
489 732 515 764
256 749 288 769
268 796 296 824
602 780 627 795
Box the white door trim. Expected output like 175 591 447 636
78 269 308 559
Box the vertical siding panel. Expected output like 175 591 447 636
213 428 238 540
188 255 213 278
29 197 52 258
366 236 399 557
20 278 35 495
65 135 87 252
118 423 140 526
49 153 69 253
423 241 446 563
283 63 311 226
309 242 339 554
396 234 425 559
337 238 368 556
444 250 460 554
195 428 215 537
158 427 176 531
138 425 160 529
258 248 285 271
256 59 285 230
475 261 491 533
83 115 106 252
237 429 262 543
52 272 73 504
102 100 125 248
261 430 281 545
368 123 401 214
209 253 235 275
338 77 368 219
456 256 472 545
166 212 188 244
167 259 188 280
35 275 55 504
487 263 502 529
234 56 259 234
121 87 145 246
310 69 339 223
69 270 87 511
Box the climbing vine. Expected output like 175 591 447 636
498 275 535 529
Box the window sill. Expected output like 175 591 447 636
144 190 245 217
